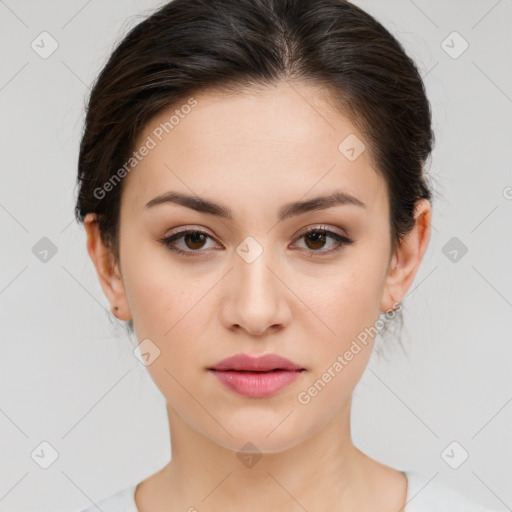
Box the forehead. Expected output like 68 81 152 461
121 81 387 219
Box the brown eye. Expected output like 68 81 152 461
294 227 354 255
160 229 219 257
183 232 208 250
304 231 328 250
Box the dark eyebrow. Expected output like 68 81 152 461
144 190 366 220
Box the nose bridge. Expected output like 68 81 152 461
235 235 277 304
226 234 287 334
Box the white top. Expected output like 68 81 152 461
74 470 498 512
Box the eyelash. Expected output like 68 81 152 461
159 225 354 258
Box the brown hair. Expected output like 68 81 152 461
75 0 435 341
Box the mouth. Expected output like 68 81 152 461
207 353 305 398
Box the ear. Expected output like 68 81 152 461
83 213 132 321
380 199 432 313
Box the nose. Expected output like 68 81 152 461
220 245 291 336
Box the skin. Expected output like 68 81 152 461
84 80 431 511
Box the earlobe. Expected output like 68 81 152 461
83 213 132 321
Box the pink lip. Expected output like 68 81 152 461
207 353 305 398
209 353 304 372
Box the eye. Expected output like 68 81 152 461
159 229 219 257
159 225 354 257
292 225 354 255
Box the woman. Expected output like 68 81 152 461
74 0 497 510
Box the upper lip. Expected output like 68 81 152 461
208 353 304 372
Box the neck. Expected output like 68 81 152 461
148 400 388 512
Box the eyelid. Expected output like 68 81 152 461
164 224 348 241
164 224 214 236
295 224 348 239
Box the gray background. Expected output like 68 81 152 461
1 1 511 511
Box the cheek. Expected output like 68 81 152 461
123 254 215 406
294 271 380 419
295 257 386 342
121 238 214 338
293 245 388 387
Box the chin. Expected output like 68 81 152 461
195 412 315 456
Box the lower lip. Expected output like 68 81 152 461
209 370 303 398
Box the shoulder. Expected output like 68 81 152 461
404 471 498 512
73 483 139 512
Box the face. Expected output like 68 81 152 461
86 81 430 454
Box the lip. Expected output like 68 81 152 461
207 353 305 398
208 353 304 372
